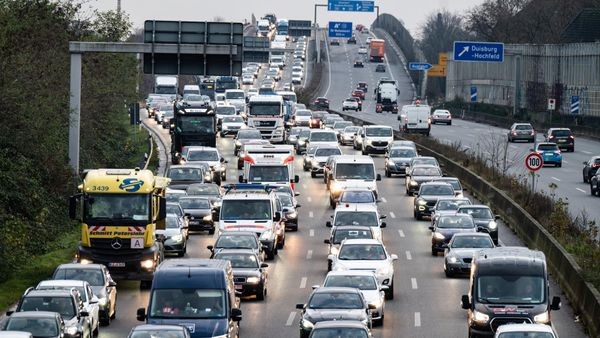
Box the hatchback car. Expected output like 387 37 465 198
213 249 268 300
385 146 417 177
443 233 495 277
313 97 330 110
582 156 600 182
207 231 264 260
413 182 456 220
157 214 188 256
545 127 574 151
177 196 213 233
1 312 65 338
375 64 386 73
508 123 535 142
429 214 477 255
535 142 562 167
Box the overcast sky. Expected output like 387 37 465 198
87 0 484 37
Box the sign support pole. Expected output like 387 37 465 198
68 52 82 174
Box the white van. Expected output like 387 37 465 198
360 125 394 155
400 104 431 136
328 155 381 207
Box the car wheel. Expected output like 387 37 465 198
303 164 309 172
445 267 453 278
385 169 391 178
266 247 275 260
177 250 185 257
256 284 266 300
209 226 215 235
431 247 437 256
583 174 587 183
362 149 367 155
329 197 336 208
557 162 562 168
311 171 316 178
327 260 332 271
385 281 394 300
93 323 99 337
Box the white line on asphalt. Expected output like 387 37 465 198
307 196 312 202
411 277 418 289
406 251 412 260
414 312 421 327
582 150 592 154
552 177 561 182
300 277 307 289
389 212 396 219
285 312 297 326
306 250 313 260
576 188 586 193
563 160 569 164
323 35 332 97
309 211 314 218
309 229 315 237
510 145 518 149
398 230 405 237
381 197 387 203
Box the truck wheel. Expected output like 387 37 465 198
140 280 152 290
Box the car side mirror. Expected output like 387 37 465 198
295 192 301 197
390 254 398 261
376 174 381 181
296 303 305 309
494 215 500 220
380 285 390 291
260 263 269 268
428 226 434 231
380 222 387 228
90 296 99 304
80 311 89 317
583 161 588 165
274 212 281 222
6 311 13 316
231 308 242 322
207 245 214 251
380 215 387 219
441 243 449 249
551 296 561 310
368 304 377 310
296 204 302 208
461 295 471 309
68 194 81 221
324 239 331 244
326 221 332 227
136 307 146 321
108 280 117 287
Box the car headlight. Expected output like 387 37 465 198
301 319 314 329
472 310 489 324
298 139 306 145
235 140 242 146
447 255 458 263
287 211 297 219
311 159 319 166
246 276 260 284
387 159 395 165
410 180 418 186
171 234 183 243
330 182 342 194
213 200 222 208
330 246 339 256
79 259 93 265
65 326 79 336
377 265 391 276
260 230 273 240
534 311 550 324
140 259 155 269
433 232 445 240
97 297 107 307
366 139 373 145
488 221 497 229
417 199 427 205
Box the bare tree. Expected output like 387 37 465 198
465 0 531 41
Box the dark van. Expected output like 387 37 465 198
136 259 241 338
461 247 561 338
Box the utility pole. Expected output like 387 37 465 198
117 0 121 13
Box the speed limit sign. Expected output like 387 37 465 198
525 152 544 171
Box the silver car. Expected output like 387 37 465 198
443 232 494 277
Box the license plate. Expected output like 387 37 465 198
234 284 243 290
558 139 566 143
108 262 125 267
408 123 417 126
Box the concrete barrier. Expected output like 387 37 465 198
334 109 600 337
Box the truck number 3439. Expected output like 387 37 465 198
90 186 110 191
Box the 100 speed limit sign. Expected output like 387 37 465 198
525 152 544 171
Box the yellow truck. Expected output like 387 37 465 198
69 168 169 288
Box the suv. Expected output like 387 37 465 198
326 204 386 242
544 127 574 151
12 289 92 338
413 182 456 220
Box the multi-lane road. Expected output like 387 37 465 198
322 28 600 228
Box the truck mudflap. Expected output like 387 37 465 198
77 242 162 281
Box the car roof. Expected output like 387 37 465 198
312 286 362 294
364 124 392 129
219 231 259 238
537 142 557 146
325 270 377 278
333 225 373 232
213 248 258 256
452 232 492 238
457 204 491 210
131 324 187 331
495 323 555 334
8 311 60 319
37 280 88 288
420 181 453 187
23 289 74 298
335 203 378 212
332 155 374 164
340 238 382 245
56 263 105 271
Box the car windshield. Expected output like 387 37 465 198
335 163 375 180
166 203 183 216
412 167 441 176
277 194 293 207
515 124 533 130
84 194 150 222
178 197 211 209
299 129 312 138
225 92 244 99
130 329 187 338
168 167 203 181
538 144 558 151
221 200 271 220
435 200 471 211
248 166 289 182
216 106 236 115
477 276 546 304
165 216 181 229
20 296 75 318
338 244 387 260
451 235 494 248
339 191 375 203
334 123 352 130
312 112 326 119
315 148 342 157
310 328 369 338
308 292 364 309
237 130 262 139
176 115 214 134
551 129 571 137
215 235 258 249
6 317 59 337
437 216 475 229
324 275 378 290
289 128 302 136
306 146 319 156
334 211 378 227
420 185 455 195
344 127 360 134
53 268 105 286
166 192 185 202
366 128 393 137
296 111 312 116
458 207 494 219
187 184 220 196
150 289 226 319
187 150 219 161
332 229 373 244
310 132 337 142
223 116 244 123
214 252 259 268
390 148 417 158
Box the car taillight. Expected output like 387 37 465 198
593 164 600 168
537 150 543 154
554 150 561 154
569 135 574 139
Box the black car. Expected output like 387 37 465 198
413 182 456 220
405 165 443 196
545 127 574 151
296 287 374 338
582 156 600 183
353 60 364 68
308 320 372 338
2 311 66 338
313 97 330 110
456 205 500 244
11 289 91 338
329 39 340 46
207 231 264 260
590 171 600 196
375 64 386 72
429 214 477 255
347 36 357 44
213 249 268 300
185 183 223 214
166 165 207 190
233 128 263 156
177 196 214 233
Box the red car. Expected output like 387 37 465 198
356 82 368 93
352 90 365 100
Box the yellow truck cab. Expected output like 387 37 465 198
69 168 169 288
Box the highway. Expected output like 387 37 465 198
322 28 600 229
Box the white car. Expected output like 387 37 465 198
36 279 101 336
220 115 246 136
242 75 254 85
329 238 398 299
494 323 558 338
322 270 387 325
292 75 302 85
366 37 372 44
431 109 452 125
292 69 304 79
342 97 360 111
358 46 367 54
181 146 227 182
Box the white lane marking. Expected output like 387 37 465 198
302 184 307 189
286 311 297 326
398 230 405 238
306 250 313 260
411 277 418 289
323 33 332 97
563 160 569 164
576 188 586 193
414 312 421 327
309 229 315 237
300 277 307 289
309 211 314 218
406 251 412 260
582 150 592 154
389 212 396 219
509 145 518 149
381 197 387 203
552 177 561 182
307 196 312 202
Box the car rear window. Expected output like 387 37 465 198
515 124 532 130
538 144 558 151
551 129 572 137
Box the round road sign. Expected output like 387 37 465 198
525 152 544 171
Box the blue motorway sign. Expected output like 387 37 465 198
571 95 580 114
471 86 477 102
408 62 432 71
328 0 374 12
453 41 504 62
328 21 353 38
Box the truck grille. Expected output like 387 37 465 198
89 238 144 257
255 120 276 127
